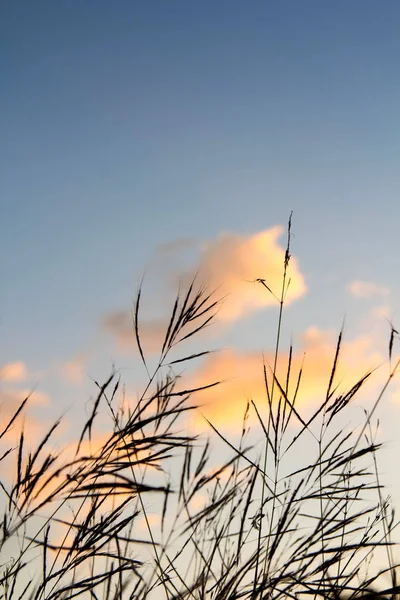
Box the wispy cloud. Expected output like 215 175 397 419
102 311 166 354
347 280 390 298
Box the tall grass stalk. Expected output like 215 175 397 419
1 219 399 599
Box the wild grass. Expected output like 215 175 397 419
1 218 399 599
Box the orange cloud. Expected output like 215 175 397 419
348 280 390 298
0 387 50 440
103 226 307 354
189 227 306 322
0 387 54 487
188 327 384 432
0 361 27 382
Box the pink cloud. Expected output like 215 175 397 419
348 280 390 298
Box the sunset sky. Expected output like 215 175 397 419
2 1 400 513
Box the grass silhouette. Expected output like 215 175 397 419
1 217 399 599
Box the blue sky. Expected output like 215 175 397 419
3 4 400 588
1 1 400 443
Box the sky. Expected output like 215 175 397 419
2 0 400 525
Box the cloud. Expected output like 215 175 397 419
0 361 27 382
369 304 392 320
348 280 390 298
0 387 48 412
102 311 132 346
103 226 307 353
136 513 160 532
0 387 51 454
61 355 86 385
188 327 384 432
188 227 306 322
102 311 166 354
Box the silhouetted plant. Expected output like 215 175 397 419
0 218 399 599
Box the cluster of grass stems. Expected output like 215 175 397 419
1 217 400 599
